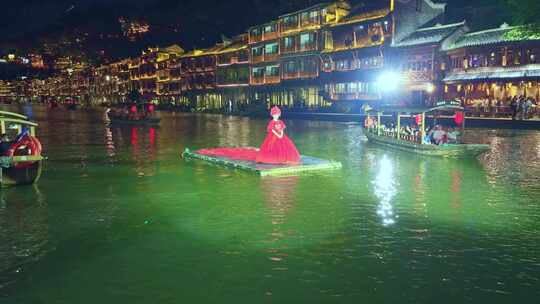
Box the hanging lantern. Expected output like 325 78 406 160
454 111 464 126
415 114 422 125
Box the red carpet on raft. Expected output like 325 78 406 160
197 147 259 162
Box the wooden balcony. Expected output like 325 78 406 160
251 55 264 64
264 53 280 62
265 76 280 84
298 44 317 53
251 77 265 85
281 46 296 55
282 71 318 80
250 75 280 85
329 92 380 101
249 34 263 44
402 70 433 83
281 22 299 33
300 16 320 27
263 32 280 41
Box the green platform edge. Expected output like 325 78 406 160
181 148 342 176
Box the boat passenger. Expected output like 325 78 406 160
432 126 448 145
0 134 11 155
447 128 460 144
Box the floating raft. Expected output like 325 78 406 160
182 148 342 176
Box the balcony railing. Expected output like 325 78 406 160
251 55 264 64
265 75 280 84
263 31 280 41
300 16 320 27
329 92 380 101
298 44 317 52
282 71 318 80
250 75 280 85
251 76 265 85
402 70 433 83
264 53 280 62
281 22 299 33
250 34 263 44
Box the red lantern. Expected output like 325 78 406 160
415 114 422 125
454 111 464 126
148 104 155 113
130 105 137 113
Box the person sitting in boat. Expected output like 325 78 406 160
403 125 414 136
256 106 301 165
432 125 448 145
147 103 155 115
447 128 460 144
128 104 140 120
0 134 12 155
364 115 375 129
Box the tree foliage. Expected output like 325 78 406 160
505 0 540 25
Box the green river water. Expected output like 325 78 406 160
0 105 539 303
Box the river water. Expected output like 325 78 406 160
0 105 539 303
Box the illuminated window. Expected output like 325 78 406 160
284 37 294 49
284 61 297 73
265 43 279 55
300 33 315 49
265 65 280 76
264 24 277 34
252 46 263 57
252 67 265 77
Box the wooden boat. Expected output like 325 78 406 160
0 111 44 186
182 148 342 176
365 101 490 158
108 116 160 126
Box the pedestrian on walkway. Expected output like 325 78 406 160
510 96 518 120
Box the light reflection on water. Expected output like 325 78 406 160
0 105 539 302
373 155 398 226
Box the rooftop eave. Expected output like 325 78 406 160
329 8 390 28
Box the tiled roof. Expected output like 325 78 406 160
394 21 466 47
216 41 248 54
443 64 540 82
162 44 185 54
443 24 540 51
181 44 224 58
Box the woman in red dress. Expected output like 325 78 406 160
256 106 301 165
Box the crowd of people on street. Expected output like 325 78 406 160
464 95 537 120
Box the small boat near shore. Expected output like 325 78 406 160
0 111 44 186
109 116 161 126
106 104 160 126
365 101 490 158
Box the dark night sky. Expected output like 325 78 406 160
0 0 514 58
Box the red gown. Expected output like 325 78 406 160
256 120 300 165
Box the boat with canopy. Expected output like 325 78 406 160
364 101 490 157
0 111 44 186
107 104 160 126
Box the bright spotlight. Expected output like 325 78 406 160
377 71 402 92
